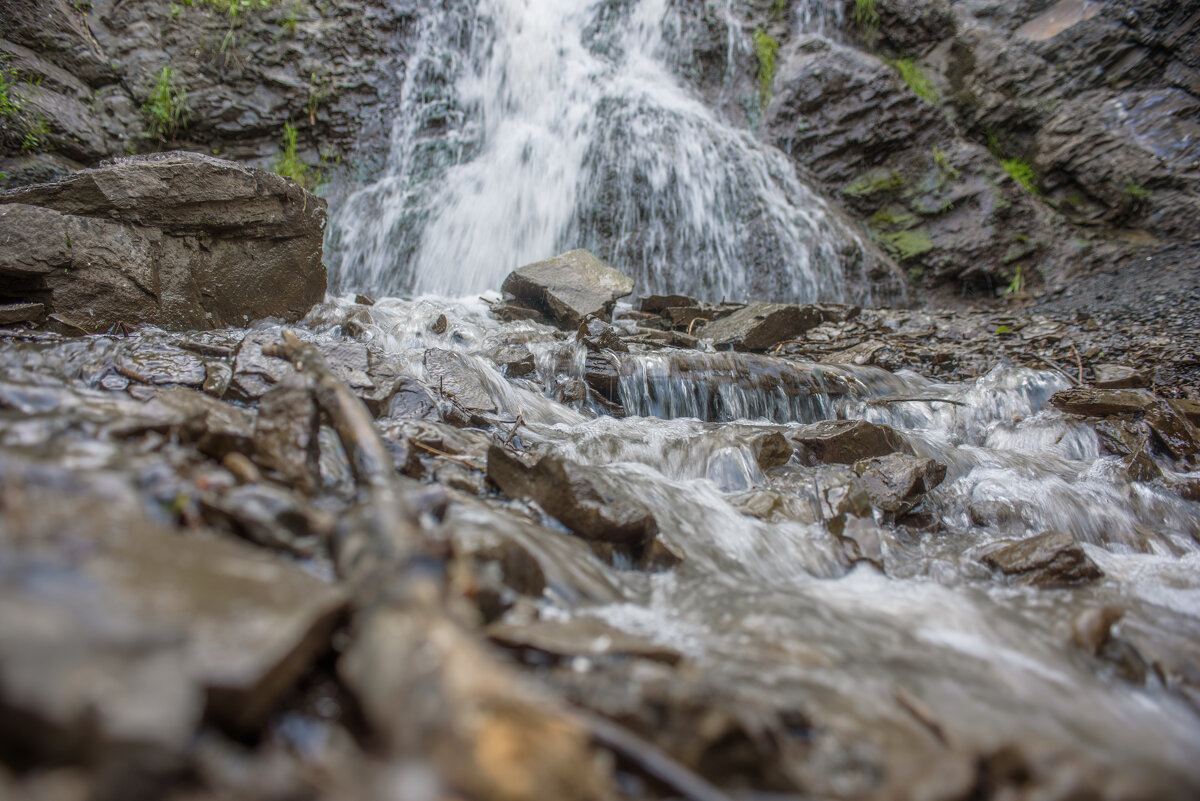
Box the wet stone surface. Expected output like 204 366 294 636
0 290 1198 800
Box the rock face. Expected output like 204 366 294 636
0 153 327 331
981 529 1104 587
698 302 821 351
500 250 635 330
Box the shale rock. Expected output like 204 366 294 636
698 302 821 351
252 374 321 495
487 445 659 548
854 453 947 513
793 419 910 464
500 249 634 329
423 348 497 415
0 153 326 332
488 618 683 666
1049 387 1155 416
1092 363 1149 389
981 529 1103 587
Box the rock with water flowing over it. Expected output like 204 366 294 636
792 419 911 464
423 348 498 416
487 445 659 548
697 302 822 351
981 530 1103 587
0 153 327 332
854 453 947 513
1049 387 1156 416
500 249 635 329
1092 363 1149 389
487 618 683 666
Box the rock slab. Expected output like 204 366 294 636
982 530 1103 587
698 302 821 351
500 249 634 329
0 152 327 332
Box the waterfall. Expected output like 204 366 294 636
325 0 874 303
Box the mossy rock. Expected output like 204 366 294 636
880 229 933 261
843 169 904 198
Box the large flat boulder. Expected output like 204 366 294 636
697 302 821 351
500 249 634 329
0 152 327 332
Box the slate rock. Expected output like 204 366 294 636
981 530 1103 587
854 453 947 513
253 374 321 495
501 249 634 329
0 153 326 331
424 348 497 415
1049 388 1155 416
793 419 910 464
697 302 821 351
1092 363 1149 389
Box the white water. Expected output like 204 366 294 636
326 0 876 303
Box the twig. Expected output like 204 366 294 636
686 316 710 336
410 439 482 469
867 397 968 407
1070 343 1084 383
1022 351 1083 386
502 410 524 447
572 709 737 801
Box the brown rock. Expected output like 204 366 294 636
1092 363 1149 389
697 302 821 351
424 348 497 415
0 153 326 331
0 302 43 325
793 419 910 464
1145 401 1200 460
638 293 700 313
1049 387 1155 416
854 453 947 513
253 374 321 494
487 618 682 666
981 530 1103 587
501 249 635 329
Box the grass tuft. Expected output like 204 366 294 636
1001 157 1038 195
753 29 779 110
891 57 937 103
143 66 188 141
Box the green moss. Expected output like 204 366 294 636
21 117 49 152
143 66 188 141
843 169 904 197
854 0 879 43
890 57 937 103
880 229 933 261
273 122 318 189
1125 181 1150 199
932 145 957 180
0 57 21 119
1001 157 1038 194
753 29 779 110
870 208 918 230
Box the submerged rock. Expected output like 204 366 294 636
423 348 497 416
697 302 821 351
981 530 1103 587
0 153 326 332
854 453 947 513
500 249 635 329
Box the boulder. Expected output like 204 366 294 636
423 348 497 415
981 530 1103 587
792 419 910 464
500 249 634 329
0 153 327 332
698 302 821 351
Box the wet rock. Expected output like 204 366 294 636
381 377 441 421
0 154 326 331
231 330 299 401
487 445 659 547
793 419 910 464
152 387 256 459
430 313 448 334
751 431 793 470
490 298 547 323
354 293 376 306
697 302 821 351
423 348 497 416
638 294 701 314
0 456 347 744
980 530 1103 587
1093 363 1149 389
577 315 629 353
1092 416 1153 456
253 375 321 495
583 350 622 405
202 360 233 398
0 302 43 325
1049 387 1155 416
1071 606 1125 656
1144 401 1200 461
854 453 947 513
488 342 537 378
488 618 683 666
200 483 330 556
1122 441 1162 483
500 249 635 329
1170 399 1200 426
113 341 208 388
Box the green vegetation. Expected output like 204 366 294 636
843 169 904 197
21 118 50 152
273 122 317 189
932 145 958 180
143 66 188 141
1001 157 1038 194
1 57 22 119
1125 181 1150 200
891 57 937 103
753 29 779 110
880 229 933 261
1001 265 1025 297
305 70 330 124
854 0 879 43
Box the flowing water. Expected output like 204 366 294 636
295 295 1200 791
325 0 884 304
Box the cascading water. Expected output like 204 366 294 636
325 0 878 303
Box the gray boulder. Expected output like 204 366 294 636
981 530 1103 587
793 419 910 464
0 152 327 332
500 249 634 329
